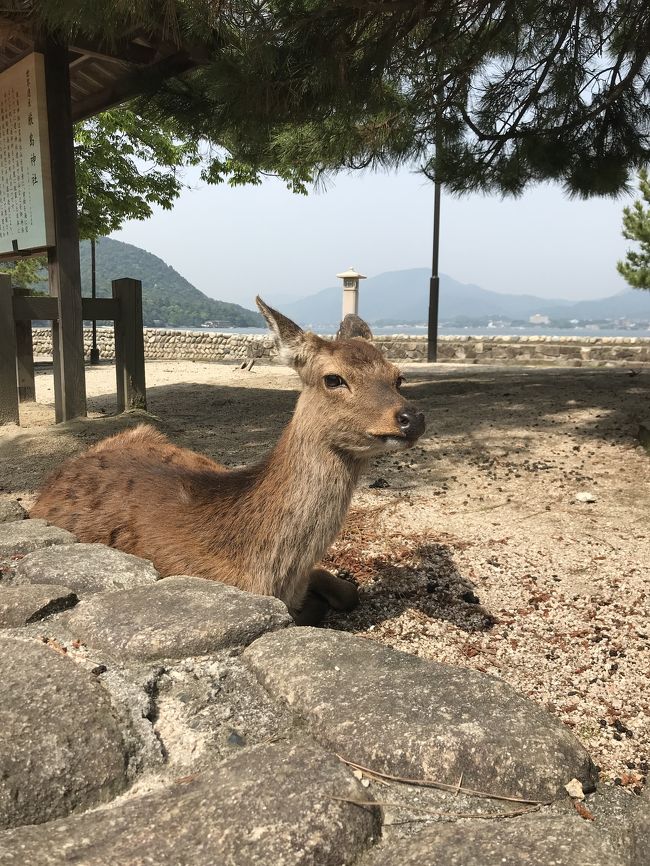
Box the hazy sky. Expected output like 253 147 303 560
112 164 638 308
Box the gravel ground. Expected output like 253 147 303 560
1 358 648 790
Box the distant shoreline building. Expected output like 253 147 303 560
529 313 551 325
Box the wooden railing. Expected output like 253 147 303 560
0 274 146 425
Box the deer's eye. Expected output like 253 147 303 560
396 375 406 390
324 374 347 389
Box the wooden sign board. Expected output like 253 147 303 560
0 53 55 259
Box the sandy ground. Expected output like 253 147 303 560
1 358 649 789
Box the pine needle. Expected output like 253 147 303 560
331 795 543 821
336 755 551 806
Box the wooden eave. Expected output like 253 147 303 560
0 19 200 120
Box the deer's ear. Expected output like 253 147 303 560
336 314 373 341
256 297 311 367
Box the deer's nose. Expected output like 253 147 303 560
397 408 426 439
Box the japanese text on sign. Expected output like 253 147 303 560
0 53 54 257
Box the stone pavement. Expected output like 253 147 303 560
0 511 646 865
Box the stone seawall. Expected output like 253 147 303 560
30 327 650 367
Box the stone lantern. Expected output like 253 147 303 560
336 267 366 318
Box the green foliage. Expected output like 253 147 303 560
1 110 202 295
0 256 47 290
144 0 650 197
617 169 650 290
79 237 261 327
74 109 201 240
13 1 650 200
8 1 220 47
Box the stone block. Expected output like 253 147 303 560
64 576 292 660
367 813 626 866
0 636 129 829
0 501 26 524
0 520 76 560
13 544 160 594
630 788 650 866
0 584 77 627
0 743 379 866
244 628 597 802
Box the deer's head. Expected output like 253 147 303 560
257 298 425 457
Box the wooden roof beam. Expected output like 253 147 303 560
68 37 158 67
71 51 197 121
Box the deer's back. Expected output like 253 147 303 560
31 425 236 577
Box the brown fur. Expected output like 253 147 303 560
32 299 425 623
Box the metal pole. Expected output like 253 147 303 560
427 179 441 362
90 238 99 364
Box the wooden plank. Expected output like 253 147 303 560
68 37 157 66
43 38 87 422
81 297 119 320
14 295 120 323
0 276 19 425
72 52 196 121
114 313 125 413
12 295 58 320
13 288 36 402
112 278 146 411
0 246 48 263
15 319 35 402
51 322 63 423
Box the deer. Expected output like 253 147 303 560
31 299 426 625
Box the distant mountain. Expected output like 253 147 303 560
276 268 650 326
542 291 650 320
80 238 261 328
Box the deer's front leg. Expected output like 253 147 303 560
292 568 359 626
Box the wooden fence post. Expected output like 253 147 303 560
14 289 36 402
113 278 146 412
0 276 19 425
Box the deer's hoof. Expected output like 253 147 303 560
291 591 330 626
330 580 359 612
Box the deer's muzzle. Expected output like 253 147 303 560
397 407 426 441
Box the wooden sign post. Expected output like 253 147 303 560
42 40 87 422
0 47 86 422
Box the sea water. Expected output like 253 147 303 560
175 324 650 338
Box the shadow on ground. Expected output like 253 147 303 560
404 365 648 450
326 539 495 634
0 377 296 497
1 364 647 499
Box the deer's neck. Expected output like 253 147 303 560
235 417 364 603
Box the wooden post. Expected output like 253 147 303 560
90 237 100 364
15 320 36 402
113 278 146 412
14 287 36 402
114 299 125 414
43 39 87 422
0 276 19 425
